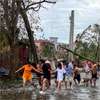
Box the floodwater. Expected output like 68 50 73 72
0 77 100 100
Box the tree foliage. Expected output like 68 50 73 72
42 44 55 58
75 24 100 62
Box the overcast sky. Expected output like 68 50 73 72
37 0 100 43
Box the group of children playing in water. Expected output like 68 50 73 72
15 59 99 94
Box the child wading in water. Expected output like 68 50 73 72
16 62 42 87
56 62 66 93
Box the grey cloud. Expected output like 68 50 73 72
38 0 100 43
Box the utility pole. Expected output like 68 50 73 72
69 10 74 61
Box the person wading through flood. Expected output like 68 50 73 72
83 61 91 87
60 61 67 84
73 64 81 85
36 59 45 90
65 61 73 89
56 62 66 93
15 61 42 87
90 64 98 87
40 60 52 94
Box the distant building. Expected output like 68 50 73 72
49 37 58 50
35 39 51 52
34 39 55 59
49 37 58 43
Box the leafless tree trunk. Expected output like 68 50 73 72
16 0 38 63
16 0 56 63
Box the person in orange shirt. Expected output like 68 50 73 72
16 63 42 87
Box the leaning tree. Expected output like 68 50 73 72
75 24 100 63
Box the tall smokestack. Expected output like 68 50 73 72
69 10 74 61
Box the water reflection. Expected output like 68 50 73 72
0 80 100 100
0 92 32 100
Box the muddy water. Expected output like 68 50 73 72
0 79 100 100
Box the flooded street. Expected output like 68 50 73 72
0 78 100 100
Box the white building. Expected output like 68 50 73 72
49 37 58 50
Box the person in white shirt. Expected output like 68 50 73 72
56 62 66 92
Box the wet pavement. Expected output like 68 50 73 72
0 78 100 100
